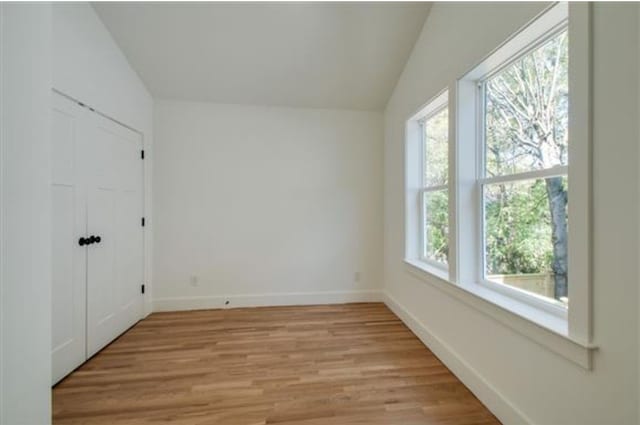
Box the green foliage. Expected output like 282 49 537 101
482 30 569 294
484 179 558 275
423 107 449 264
425 190 448 263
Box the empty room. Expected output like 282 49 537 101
1 1 639 424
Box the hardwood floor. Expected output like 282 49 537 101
53 303 500 425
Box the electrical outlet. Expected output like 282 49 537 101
354 271 360 282
189 275 199 286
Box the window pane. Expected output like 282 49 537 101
424 108 448 186
485 30 568 177
423 189 448 264
484 177 568 305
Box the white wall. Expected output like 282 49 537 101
0 3 52 424
384 3 638 425
52 3 155 314
153 100 383 310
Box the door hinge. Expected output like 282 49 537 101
141 150 145 160
141 284 145 294
141 217 145 227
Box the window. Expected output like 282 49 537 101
406 2 593 355
405 90 449 274
480 29 569 308
421 105 449 266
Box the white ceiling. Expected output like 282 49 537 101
93 2 431 111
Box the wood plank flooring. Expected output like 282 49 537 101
53 303 500 425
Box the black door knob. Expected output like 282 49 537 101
79 235 102 246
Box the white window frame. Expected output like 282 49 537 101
459 2 572 317
405 90 449 278
404 3 594 368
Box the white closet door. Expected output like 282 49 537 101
86 112 144 357
51 94 88 384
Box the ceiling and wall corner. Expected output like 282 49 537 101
92 2 432 111
86 2 432 313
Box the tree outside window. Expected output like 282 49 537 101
482 30 569 303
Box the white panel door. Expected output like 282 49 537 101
86 112 144 357
51 94 88 384
51 91 144 379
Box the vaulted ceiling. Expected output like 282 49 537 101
93 2 431 111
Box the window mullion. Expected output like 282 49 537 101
480 165 569 186
421 184 448 193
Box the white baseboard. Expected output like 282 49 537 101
153 290 383 312
383 291 533 425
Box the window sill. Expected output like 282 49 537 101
403 258 597 369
